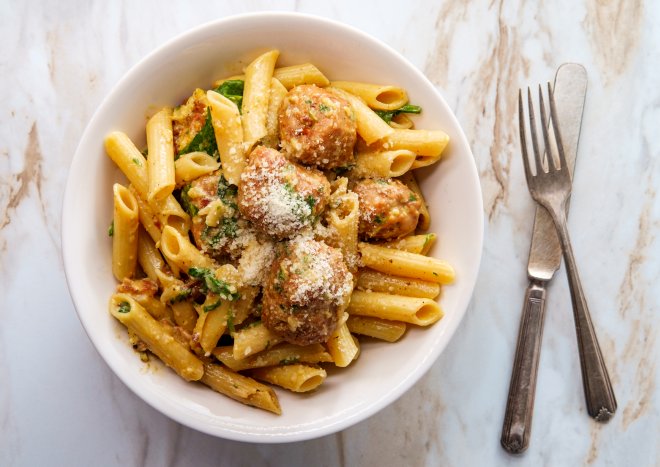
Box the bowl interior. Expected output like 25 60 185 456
62 12 483 442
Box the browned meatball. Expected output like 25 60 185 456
184 172 247 260
279 85 357 169
352 178 422 240
262 238 354 345
237 146 330 239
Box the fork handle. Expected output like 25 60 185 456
552 208 617 421
501 281 547 453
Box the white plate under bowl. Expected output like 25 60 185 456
62 12 483 443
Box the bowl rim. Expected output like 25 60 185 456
62 10 484 443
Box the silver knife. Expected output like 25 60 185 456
501 63 588 454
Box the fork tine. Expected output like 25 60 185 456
518 89 532 185
538 84 556 172
527 87 543 175
548 82 568 171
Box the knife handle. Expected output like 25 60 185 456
501 282 547 454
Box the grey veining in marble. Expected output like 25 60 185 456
1 1 658 466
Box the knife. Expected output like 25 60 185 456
501 63 588 454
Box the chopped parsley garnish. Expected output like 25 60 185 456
203 299 222 312
117 301 131 314
188 267 240 301
132 157 142 166
304 195 316 211
332 163 356 176
179 107 218 159
408 193 418 202
169 289 191 304
374 215 384 224
213 80 244 112
375 104 422 123
107 221 114 237
217 175 238 204
180 183 198 217
318 103 331 112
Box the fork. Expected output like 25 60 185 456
518 84 617 421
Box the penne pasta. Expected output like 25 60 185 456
105 132 190 236
174 151 220 186
112 183 139 281
347 291 444 326
273 63 330 89
137 228 164 283
379 233 437 255
159 225 215 272
326 179 360 272
262 78 288 148
248 364 327 393
109 294 203 381
326 320 359 367
327 87 393 144
346 315 407 342
330 81 408 111
381 129 449 168
356 268 440 299
146 107 176 205
207 90 244 186
213 343 333 372
241 49 280 149
232 321 283 360
350 149 416 179
201 363 281 415
359 243 455 284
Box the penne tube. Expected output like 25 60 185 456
232 321 283 360
241 49 280 149
137 228 164 282
146 107 176 205
109 294 203 381
174 151 220 186
105 132 190 235
156 269 197 333
326 320 359 367
201 363 281 415
346 315 407 342
347 291 444 326
159 225 215 272
273 63 330 89
356 268 440 299
129 184 162 242
399 172 431 230
213 343 333 372
350 149 416 179
112 183 139 281
381 129 449 165
379 233 437 255
327 87 393 144
262 77 288 148
330 81 408 111
248 364 327 393
389 113 414 129
198 296 232 355
207 90 245 186
358 243 454 284
326 188 359 273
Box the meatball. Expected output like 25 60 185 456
238 146 330 239
262 238 354 345
184 172 247 260
352 178 422 240
279 85 357 169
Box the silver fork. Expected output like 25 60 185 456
519 84 617 421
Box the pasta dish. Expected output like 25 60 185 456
104 50 454 414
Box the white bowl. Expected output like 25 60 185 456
62 12 483 443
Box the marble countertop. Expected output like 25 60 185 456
2 1 658 466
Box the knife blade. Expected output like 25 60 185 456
501 63 588 454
